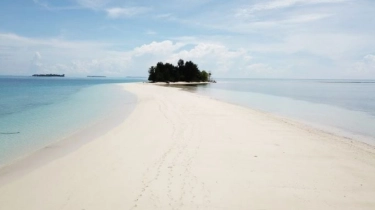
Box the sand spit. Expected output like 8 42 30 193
0 83 374 210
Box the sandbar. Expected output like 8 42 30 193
0 83 374 210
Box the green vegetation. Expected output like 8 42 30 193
148 59 211 82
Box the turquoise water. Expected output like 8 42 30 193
0 76 142 166
189 79 375 144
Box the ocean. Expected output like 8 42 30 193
188 79 375 144
0 76 142 166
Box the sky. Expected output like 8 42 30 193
0 0 374 78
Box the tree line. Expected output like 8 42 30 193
148 59 211 82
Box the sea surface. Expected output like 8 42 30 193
0 76 142 166
187 79 375 144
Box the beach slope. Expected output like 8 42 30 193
0 83 375 210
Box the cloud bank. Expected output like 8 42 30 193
0 0 374 78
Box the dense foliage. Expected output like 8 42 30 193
148 59 210 82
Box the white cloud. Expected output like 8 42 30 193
165 0 346 38
364 54 375 63
0 33 108 50
230 13 333 30
33 0 80 10
229 0 347 32
34 1 150 18
248 0 303 12
0 33 256 77
2 31 375 79
164 42 249 74
168 43 245 60
30 52 43 73
75 0 109 9
283 33 370 60
106 7 150 18
350 54 375 77
284 13 332 23
238 0 348 15
243 32 371 61
133 41 185 56
60 55 132 76
31 51 134 76
0 33 131 76
34 51 42 60
6 0 374 79
33 0 48 8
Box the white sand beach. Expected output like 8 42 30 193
0 83 375 210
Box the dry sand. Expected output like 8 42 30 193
0 83 375 210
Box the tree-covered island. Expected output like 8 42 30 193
148 59 211 83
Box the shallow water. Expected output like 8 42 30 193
0 77 142 166
186 79 375 144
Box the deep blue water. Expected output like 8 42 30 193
0 76 143 166
189 79 375 144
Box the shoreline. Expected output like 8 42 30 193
0 83 374 209
180 85 375 146
0 84 137 186
176 84 375 152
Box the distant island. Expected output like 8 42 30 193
87 76 106 78
148 59 212 83
32 74 65 77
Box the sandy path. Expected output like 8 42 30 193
0 83 374 210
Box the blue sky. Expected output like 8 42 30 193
0 0 374 78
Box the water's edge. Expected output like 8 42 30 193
0 84 137 186
178 83 375 146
